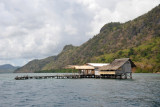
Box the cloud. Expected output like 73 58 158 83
64 25 77 35
0 0 159 66
76 0 160 36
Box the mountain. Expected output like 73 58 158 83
15 4 160 73
0 64 19 73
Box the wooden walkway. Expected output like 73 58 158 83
15 75 93 80
14 74 129 80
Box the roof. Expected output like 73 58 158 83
86 63 109 67
65 65 95 70
99 58 136 71
74 65 95 70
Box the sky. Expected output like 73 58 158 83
0 0 160 66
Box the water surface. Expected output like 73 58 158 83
0 73 160 107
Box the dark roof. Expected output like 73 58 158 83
99 58 136 71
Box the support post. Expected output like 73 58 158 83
125 73 127 79
130 73 132 79
120 75 122 79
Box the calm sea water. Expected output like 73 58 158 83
0 73 160 107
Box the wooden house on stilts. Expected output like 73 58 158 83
99 58 136 79
74 65 95 76
65 58 136 79
65 65 95 77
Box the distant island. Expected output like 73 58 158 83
15 4 160 73
0 64 19 73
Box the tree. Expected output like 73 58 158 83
128 48 134 56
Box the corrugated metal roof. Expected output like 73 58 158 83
99 58 136 71
87 63 109 67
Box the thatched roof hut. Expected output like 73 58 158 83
99 58 136 71
65 65 94 69
74 65 94 70
65 65 95 75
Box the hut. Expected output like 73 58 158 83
99 58 136 79
75 65 95 75
65 65 95 75
86 63 109 75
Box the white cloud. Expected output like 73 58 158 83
64 25 77 35
77 0 160 36
0 0 159 66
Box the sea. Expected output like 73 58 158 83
0 73 160 107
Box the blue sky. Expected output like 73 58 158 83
0 0 159 66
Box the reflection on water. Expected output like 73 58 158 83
0 73 160 107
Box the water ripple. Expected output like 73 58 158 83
0 73 160 107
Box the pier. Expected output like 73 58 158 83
15 74 129 80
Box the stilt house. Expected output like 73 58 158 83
99 58 136 78
75 65 95 75
65 65 95 75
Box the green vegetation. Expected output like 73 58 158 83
35 69 78 73
15 4 160 73
93 37 160 73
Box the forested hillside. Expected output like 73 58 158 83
15 4 160 73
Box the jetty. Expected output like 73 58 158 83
14 74 127 80
15 58 136 80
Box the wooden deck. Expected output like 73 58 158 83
15 74 131 80
15 75 92 80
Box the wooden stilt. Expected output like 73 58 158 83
120 75 122 79
125 73 127 79
130 73 132 79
